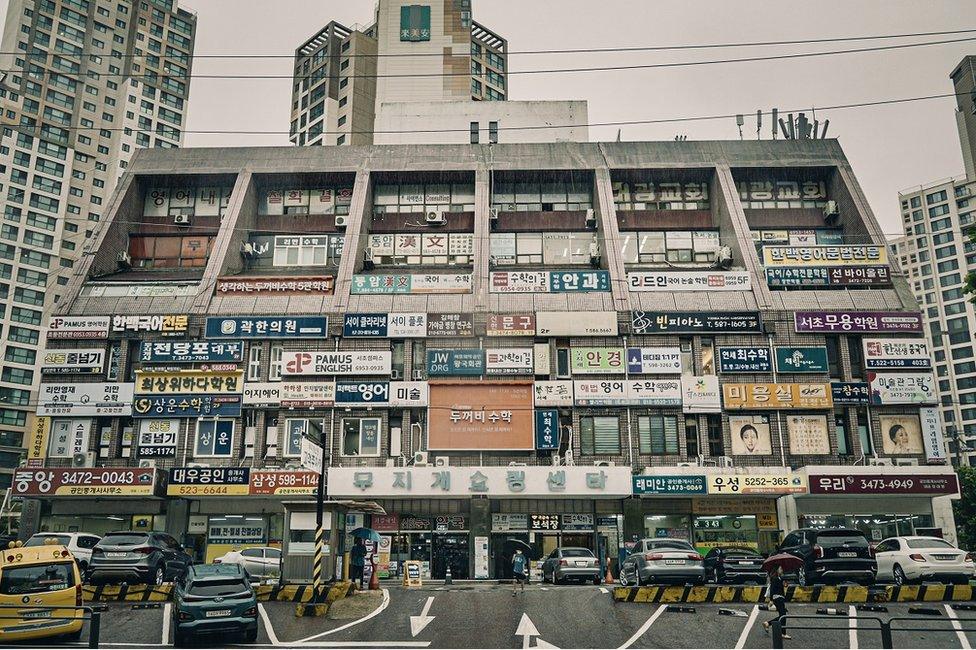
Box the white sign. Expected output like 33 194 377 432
48 419 91 459
40 348 105 374
474 536 489 580
869 372 936 405
138 419 179 457
489 271 549 293
388 313 428 338
573 380 682 406
485 348 534 375
863 338 932 369
328 465 633 498
491 513 529 531
46 316 111 340
281 351 392 376
535 312 618 336
243 382 281 407
681 376 721 413
390 381 429 407
533 381 574 406
281 382 337 407
626 347 682 374
37 383 135 416
300 436 324 473
786 415 831 455
627 271 752 292
920 406 948 464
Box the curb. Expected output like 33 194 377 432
612 584 975 604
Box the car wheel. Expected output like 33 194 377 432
64 628 83 641
153 566 165 586
245 628 258 643
634 568 643 587
619 568 630 587
893 565 907 586
593 575 602 586
796 565 809 587
173 630 188 648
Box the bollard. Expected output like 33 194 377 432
880 621 893 650
89 609 101 650
444 565 452 586
817 607 846 616
771 618 783 649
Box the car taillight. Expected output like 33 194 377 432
75 584 83 607
178 611 193 622
687 553 703 561
133 546 154 555
559 559 568 566
965 552 974 563
645 553 663 561
92 548 102 555
813 545 823 559
244 606 257 618
213 558 222 563
909 553 927 562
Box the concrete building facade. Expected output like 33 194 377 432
0 0 196 490
952 56 976 180
20 139 959 580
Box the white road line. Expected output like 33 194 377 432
161 602 171 645
848 605 858 650
258 603 281 646
599 587 609 594
281 643 431 648
734 605 759 650
946 604 972 650
298 588 391 643
618 603 667 649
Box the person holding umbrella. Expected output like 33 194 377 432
349 527 380 590
761 551 801 640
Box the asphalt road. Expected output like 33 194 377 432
15 583 976 648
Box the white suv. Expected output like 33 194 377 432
24 532 101 573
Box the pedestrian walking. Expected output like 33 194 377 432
762 565 791 640
350 538 367 590
512 549 528 596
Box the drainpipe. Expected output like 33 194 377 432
768 332 786 467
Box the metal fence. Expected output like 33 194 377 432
771 613 976 649
0 603 101 648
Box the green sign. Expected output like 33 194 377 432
400 5 431 41
570 347 625 375
774 347 829 373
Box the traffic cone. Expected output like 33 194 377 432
604 558 614 585
368 559 380 591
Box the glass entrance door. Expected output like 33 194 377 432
432 534 469 579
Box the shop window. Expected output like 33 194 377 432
680 339 693 377
644 514 691 541
128 234 213 269
825 336 841 379
855 407 872 455
247 345 262 381
341 417 381 456
579 416 620 455
195 419 234 457
491 175 592 213
555 346 570 378
269 344 283 381
706 414 723 456
835 409 853 456
685 416 699 458
637 415 679 455
284 418 325 458
694 515 758 551
489 232 593 266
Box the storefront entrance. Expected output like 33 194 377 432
432 534 469 579
491 533 530 580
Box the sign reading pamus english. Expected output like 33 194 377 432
281 351 392 376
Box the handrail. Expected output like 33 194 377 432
771 613 976 649
0 603 100 648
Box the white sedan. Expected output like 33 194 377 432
874 536 974 585
213 547 282 579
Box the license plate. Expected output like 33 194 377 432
738 561 755 565
206 609 232 618
837 552 856 558
106 552 127 558
22 610 52 619
575 561 588 567
664 559 685 565
934 555 956 561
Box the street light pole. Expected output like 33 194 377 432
312 432 327 600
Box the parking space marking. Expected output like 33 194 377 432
259 603 281 646
733 605 758 650
300 642 432 647
297 588 391 643
619 603 667 649
848 605 857 649
162 602 171 645
945 604 971 650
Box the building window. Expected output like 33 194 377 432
469 121 479 144
706 414 724 456
341 417 380 456
247 345 262 381
489 120 498 144
284 418 325 458
700 339 715 375
580 416 620 455
855 408 872 455
848 336 864 379
195 419 234 457
825 336 841 379
835 409 852 456
685 416 699 458
637 415 679 455
269 344 283 381
555 346 570 378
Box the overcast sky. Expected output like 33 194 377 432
12 0 976 232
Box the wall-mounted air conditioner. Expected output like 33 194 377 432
335 215 348 228
138 459 156 469
173 214 191 226
585 208 596 229
117 251 132 267
72 452 96 468
413 451 429 466
434 456 450 467
425 211 446 225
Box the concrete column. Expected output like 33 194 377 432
333 169 373 313
776 495 799 535
17 499 42 542
932 496 958 546
593 167 630 312
622 497 643 543
472 166 491 312
166 498 191 544
469 497 490 579
713 165 772 311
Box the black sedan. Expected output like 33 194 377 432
703 547 766 584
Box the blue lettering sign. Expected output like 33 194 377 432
132 394 243 418
139 340 244 364
632 475 707 495
718 347 772 373
343 313 389 337
534 409 560 450
426 349 484 376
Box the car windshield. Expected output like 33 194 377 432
649 540 693 551
100 533 149 547
906 538 954 550
24 535 71 547
187 579 250 598
561 549 594 558
817 531 867 546
0 562 75 595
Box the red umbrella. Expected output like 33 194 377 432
762 552 804 573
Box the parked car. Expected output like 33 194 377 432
24 532 100 575
541 547 601 584
213 547 282 580
0 540 84 643
703 547 766 584
88 531 191 586
172 563 257 646
619 538 704 586
874 536 975 585
776 528 876 586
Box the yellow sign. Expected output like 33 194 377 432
707 474 808 495
135 370 244 395
757 513 778 529
692 498 777 515
762 245 888 267
722 383 832 410
403 560 423 587
25 415 50 467
166 483 250 497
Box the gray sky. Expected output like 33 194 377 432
16 0 976 232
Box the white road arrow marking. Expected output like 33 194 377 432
409 596 435 637
516 613 541 649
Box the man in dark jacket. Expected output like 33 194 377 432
350 538 367 589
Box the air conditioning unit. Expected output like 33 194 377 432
434 456 450 467
412 369 425 380
823 200 840 224
489 207 499 229
187 462 210 468
173 214 191 226
594 460 615 467
717 456 734 468
585 208 596 230
116 251 132 268
334 214 348 229
715 246 734 270
425 211 446 225
676 462 698 468
284 461 301 470
363 249 375 272
589 240 601 268
868 458 892 466
138 458 156 469
894 458 918 466
390 368 402 380
71 452 96 468
413 451 429 466
241 242 255 256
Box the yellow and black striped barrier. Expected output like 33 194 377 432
613 584 976 604
83 581 352 603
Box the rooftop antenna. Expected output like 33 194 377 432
735 114 744 140
616 129 621 142
756 109 762 140
820 119 830 139
771 108 779 140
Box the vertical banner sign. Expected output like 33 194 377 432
25 415 50 468
919 406 948 464
534 409 559 450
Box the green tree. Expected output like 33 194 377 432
954 466 976 550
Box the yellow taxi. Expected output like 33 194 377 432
0 539 84 642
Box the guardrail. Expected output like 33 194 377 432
0 603 100 648
770 613 976 649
